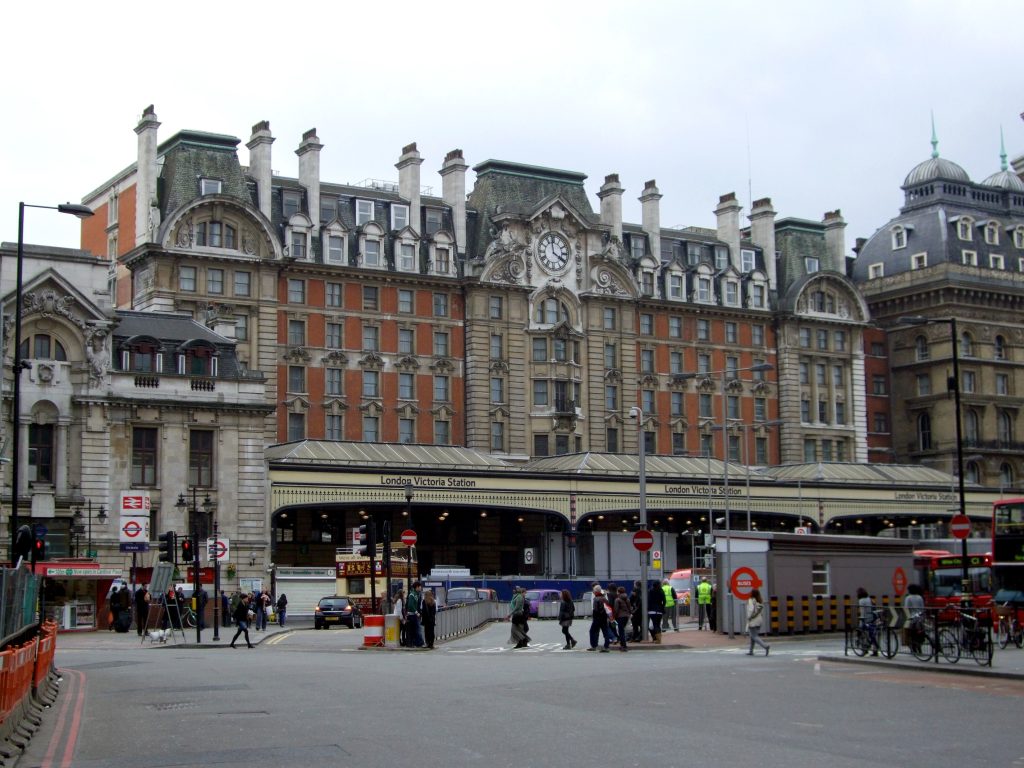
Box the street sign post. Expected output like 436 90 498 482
207 537 230 563
950 514 971 540
632 530 654 552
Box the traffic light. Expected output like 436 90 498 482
158 531 177 564
181 536 194 563
32 531 46 562
356 524 369 556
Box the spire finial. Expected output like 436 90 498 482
1000 126 1008 171
930 112 939 159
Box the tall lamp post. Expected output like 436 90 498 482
176 490 215 641
10 202 93 555
738 419 783 531
628 406 649 641
899 315 970 604
71 499 107 558
405 483 414 606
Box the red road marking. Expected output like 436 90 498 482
39 668 85 768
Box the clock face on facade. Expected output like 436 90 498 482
538 233 570 271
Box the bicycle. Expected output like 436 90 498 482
853 610 898 659
996 605 1024 650
939 608 992 666
904 613 935 662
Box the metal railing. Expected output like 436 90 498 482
0 565 41 649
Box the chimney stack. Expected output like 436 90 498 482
297 128 323 235
246 120 275 220
714 192 742 265
597 174 624 244
397 142 423 236
440 149 468 254
639 180 662 262
823 209 846 268
134 105 160 246
749 197 777 289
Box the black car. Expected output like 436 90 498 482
314 596 363 629
444 587 480 607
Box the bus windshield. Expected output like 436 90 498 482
930 566 992 597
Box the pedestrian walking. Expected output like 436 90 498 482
405 582 424 648
230 594 254 648
746 588 770 655
134 585 150 636
647 580 665 644
629 581 643 641
661 579 679 632
697 577 712 630
557 589 577 649
509 587 530 648
276 593 288 627
588 586 612 652
613 586 631 651
421 589 437 648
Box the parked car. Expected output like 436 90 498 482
314 596 363 629
444 587 481 607
476 588 498 601
523 589 562 617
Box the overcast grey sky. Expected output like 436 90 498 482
4 1 1021 257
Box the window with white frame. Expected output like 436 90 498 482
631 235 646 260
991 254 1005 270
234 271 251 297
833 330 846 351
957 217 973 241
392 204 409 231
491 422 505 452
603 384 616 410
641 349 654 373
399 243 416 272
985 222 999 245
640 314 653 335
326 282 342 308
363 285 378 311
670 350 683 374
669 273 683 299
535 380 550 406
740 249 756 272
715 247 729 270
287 413 305 442
604 343 616 369
868 263 884 279
805 257 819 273
326 414 343 441
433 375 450 402
326 322 342 348
698 352 710 374
287 319 305 346
697 277 711 302
686 243 702 265
891 226 907 249
752 324 764 345
363 238 381 267
287 279 305 304
641 271 655 296
725 322 737 343
725 281 739 306
434 247 451 275
750 284 765 308
399 328 414 355
107 192 119 225
916 373 931 396
911 252 928 269
489 296 503 319
399 418 415 444
108 233 118 259
327 234 345 263
811 561 830 596
603 308 616 330
490 377 504 403
283 191 301 219
995 335 1008 361
996 373 1009 395
200 178 222 196
433 293 448 318
915 335 929 360
1015 227 1024 249
399 372 415 400
671 391 684 416
362 370 379 398
362 325 379 352
962 250 978 266
234 315 248 341
669 317 682 338
962 370 976 393
697 319 710 341
356 200 374 226
180 266 197 292
490 333 502 359
433 331 449 357
398 289 413 313
320 196 337 223
362 416 379 443
326 368 343 396
425 209 442 235
434 419 450 445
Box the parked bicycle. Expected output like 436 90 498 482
938 607 992 666
852 609 898 659
996 604 1023 650
903 612 935 662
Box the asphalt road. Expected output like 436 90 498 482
21 620 1024 768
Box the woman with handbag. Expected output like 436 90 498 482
230 594 254 649
557 589 577 650
745 588 770 656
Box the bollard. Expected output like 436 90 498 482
800 596 811 634
785 595 795 634
768 596 779 635
362 615 385 648
814 596 825 633
829 596 838 631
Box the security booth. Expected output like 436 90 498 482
712 531 916 636
35 561 126 631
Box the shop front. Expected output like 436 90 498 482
36 561 127 631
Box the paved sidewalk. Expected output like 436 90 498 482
51 620 293 651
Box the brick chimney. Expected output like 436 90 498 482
246 120 275 220
823 209 846 268
440 149 468 254
297 128 322 235
597 174 624 243
397 142 423 236
639 180 662 262
714 192 742 264
134 105 160 246
748 197 777 289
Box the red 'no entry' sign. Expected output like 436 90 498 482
949 514 971 540
632 530 654 552
401 529 417 547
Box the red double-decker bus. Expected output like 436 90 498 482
993 498 1024 594
913 549 994 611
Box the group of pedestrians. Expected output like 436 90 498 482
392 581 436 648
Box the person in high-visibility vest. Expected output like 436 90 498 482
661 579 678 632
697 577 713 630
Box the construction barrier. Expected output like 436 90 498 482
766 595 903 635
362 615 385 647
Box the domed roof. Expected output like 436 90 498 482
982 169 1024 192
904 156 970 187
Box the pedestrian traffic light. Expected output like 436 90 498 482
181 536 194 563
158 531 176 564
32 532 46 562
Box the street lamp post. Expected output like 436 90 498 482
629 406 649 641
10 202 93 555
739 420 783 531
900 315 970 604
405 483 414 608
71 499 107 558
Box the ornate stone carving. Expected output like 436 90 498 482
321 350 349 366
84 326 109 386
175 213 194 248
592 268 630 296
283 347 312 364
242 230 257 255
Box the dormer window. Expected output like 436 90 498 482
805 257 819 274
668 273 683 299
399 242 417 272
740 249 756 272
425 209 442 235
697 277 711 303
434 246 450 275
290 231 307 260
686 243 701 265
715 247 729 270
957 217 973 241
985 222 999 245
911 252 928 270
750 284 765 308
364 238 381 267
200 178 222 196
1014 227 1024 249
724 280 739 306
630 234 646 260
283 191 302 219
356 200 374 226
868 263 884 279
391 204 409 231
320 196 337 223
327 235 344 263
962 250 977 266
641 271 655 296
891 226 907 249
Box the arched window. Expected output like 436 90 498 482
534 297 569 325
1000 463 1014 488
918 413 932 451
960 332 974 358
964 409 979 445
965 461 981 484
19 334 67 361
995 335 1008 361
915 335 929 361
998 410 1014 445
